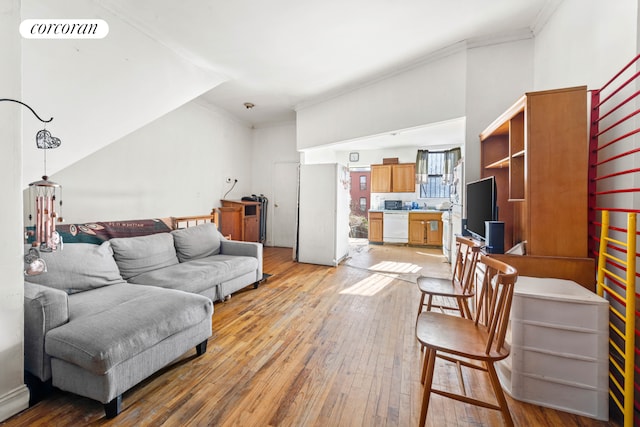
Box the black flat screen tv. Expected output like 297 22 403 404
465 176 497 241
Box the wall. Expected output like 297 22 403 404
250 122 298 247
46 101 253 223
296 48 467 150
533 0 637 91
21 0 226 187
464 38 535 184
0 1 30 422
533 0 639 234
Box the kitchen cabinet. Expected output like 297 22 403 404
368 211 383 243
371 163 415 193
391 163 416 192
408 212 442 246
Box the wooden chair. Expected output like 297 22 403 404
416 235 482 322
415 254 518 427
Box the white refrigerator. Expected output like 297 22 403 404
296 163 351 266
450 161 464 261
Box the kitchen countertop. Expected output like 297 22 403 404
369 209 447 213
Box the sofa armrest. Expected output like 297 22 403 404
219 238 263 281
24 281 69 381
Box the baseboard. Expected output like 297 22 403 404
0 384 29 422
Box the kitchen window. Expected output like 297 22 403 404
419 151 451 198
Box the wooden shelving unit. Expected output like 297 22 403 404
479 86 594 288
480 86 588 257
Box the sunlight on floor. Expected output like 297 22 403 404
340 273 396 296
368 260 422 274
415 250 446 259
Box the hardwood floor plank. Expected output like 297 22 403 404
2 245 620 427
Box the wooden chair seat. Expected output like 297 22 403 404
416 276 475 298
416 311 509 361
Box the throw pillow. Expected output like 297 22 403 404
171 222 221 262
110 232 179 279
25 241 125 294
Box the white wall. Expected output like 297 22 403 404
533 0 639 235
21 0 226 187
46 101 253 223
0 1 30 422
533 0 637 91
296 48 467 150
464 38 535 184
250 122 298 247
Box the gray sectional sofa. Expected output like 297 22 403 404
23 223 263 418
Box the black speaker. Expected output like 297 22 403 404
485 221 504 254
461 218 471 236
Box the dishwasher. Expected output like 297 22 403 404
382 211 409 243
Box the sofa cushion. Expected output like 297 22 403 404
171 223 221 262
24 242 125 294
128 255 258 295
48 284 213 375
128 261 227 295
109 233 179 280
189 254 259 279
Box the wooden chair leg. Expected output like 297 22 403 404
417 292 426 321
420 349 428 384
486 362 514 427
419 348 437 427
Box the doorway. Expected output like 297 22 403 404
349 166 371 239
272 161 299 248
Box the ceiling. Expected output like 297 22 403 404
98 0 555 130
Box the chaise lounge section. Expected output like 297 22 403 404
23 222 263 418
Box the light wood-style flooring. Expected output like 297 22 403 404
3 244 620 426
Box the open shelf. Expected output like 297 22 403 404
479 86 588 258
485 157 510 169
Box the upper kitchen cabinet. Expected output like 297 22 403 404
371 163 416 193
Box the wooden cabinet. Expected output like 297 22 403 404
371 163 415 193
480 86 595 288
371 165 392 192
408 212 442 246
480 86 588 257
368 211 383 243
218 200 261 242
391 163 416 192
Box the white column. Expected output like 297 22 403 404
0 0 30 421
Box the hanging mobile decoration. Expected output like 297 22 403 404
1 98 63 263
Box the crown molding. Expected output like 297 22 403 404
466 27 534 50
296 26 539 113
296 41 468 112
531 0 564 35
